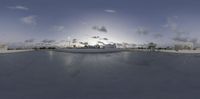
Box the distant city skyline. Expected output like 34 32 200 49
0 0 200 47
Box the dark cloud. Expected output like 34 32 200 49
79 42 88 45
91 36 108 41
41 39 56 43
92 26 108 33
97 41 105 45
102 38 108 40
91 36 100 39
72 39 77 43
24 39 34 43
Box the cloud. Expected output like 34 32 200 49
136 27 149 35
24 39 35 43
163 16 178 31
41 39 56 43
97 41 105 45
163 16 188 36
59 40 66 43
91 36 100 39
172 35 199 46
104 9 116 13
172 35 198 44
153 33 163 38
102 38 108 40
173 36 188 42
8 5 29 10
79 42 88 45
53 25 65 32
20 15 37 25
189 38 198 44
164 16 198 44
92 26 108 33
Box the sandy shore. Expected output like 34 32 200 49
0 49 34 54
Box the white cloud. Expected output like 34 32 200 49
8 5 29 10
53 25 65 32
20 15 37 25
164 16 199 44
162 16 189 36
173 36 188 42
163 16 187 36
136 27 149 35
153 33 163 38
104 9 116 13
162 16 178 31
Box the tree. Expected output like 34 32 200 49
79 42 88 47
148 42 157 51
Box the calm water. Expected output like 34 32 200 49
0 51 200 99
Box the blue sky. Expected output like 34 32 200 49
0 0 200 46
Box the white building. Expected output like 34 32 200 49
174 42 194 50
0 44 8 51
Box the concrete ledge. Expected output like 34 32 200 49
0 49 34 54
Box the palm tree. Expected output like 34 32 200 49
72 39 77 48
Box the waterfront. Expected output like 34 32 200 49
1 51 200 99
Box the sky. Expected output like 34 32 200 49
0 0 200 47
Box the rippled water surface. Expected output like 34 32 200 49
1 51 200 99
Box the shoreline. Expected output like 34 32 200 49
127 49 200 54
157 50 200 54
0 49 34 54
1 49 200 54
55 48 124 53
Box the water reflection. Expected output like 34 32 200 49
1 51 200 99
47 51 54 60
59 53 85 78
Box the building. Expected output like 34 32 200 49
174 42 193 51
0 44 8 51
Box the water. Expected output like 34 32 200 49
0 51 200 99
